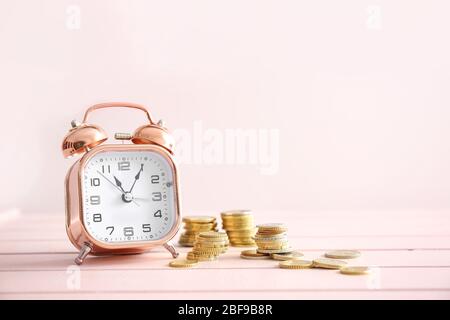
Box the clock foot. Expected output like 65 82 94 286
74 243 92 265
163 242 179 258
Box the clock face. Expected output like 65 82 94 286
80 149 177 244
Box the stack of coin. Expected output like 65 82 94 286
254 223 293 254
187 231 229 261
178 216 217 247
221 210 256 247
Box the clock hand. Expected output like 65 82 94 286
128 164 144 193
113 175 126 193
96 170 140 207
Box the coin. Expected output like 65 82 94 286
325 250 361 259
340 266 371 275
182 216 216 224
221 210 256 247
193 241 228 248
257 247 293 254
184 224 218 232
179 216 219 247
253 233 288 241
313 258 347 269
221 209 252 217
272 251 304 261
186 252 198 261
240 249 271 260
279 260 313 269
198 231 228 239
256 223 287 231
169 259 198 268
193 247 226 254
195 255 217 261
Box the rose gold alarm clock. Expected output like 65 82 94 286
62 102 181 264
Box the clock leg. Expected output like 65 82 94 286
163 242 179 258
74 243 92 265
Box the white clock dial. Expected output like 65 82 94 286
81 150 177 243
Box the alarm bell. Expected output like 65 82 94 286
62 122 107 158
132 122 175 153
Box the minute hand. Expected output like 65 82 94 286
128 164 144 193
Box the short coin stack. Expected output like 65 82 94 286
187 231 229 261
221 210 256 247
178 216 217 247
254 223 293 254
277 249 371 275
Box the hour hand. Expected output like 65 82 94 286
113 176 126 193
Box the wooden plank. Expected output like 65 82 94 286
1 249 450 271
2 290 450 300
1 267 449 296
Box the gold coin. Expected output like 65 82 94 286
279 260 313 269
227 229 257 235
231 242 256 246
221 209 252 217
182 216 216 224
254 233 287 240
195 256 217 261
196 237 229 244
313 258 347 269
257 223 287 229
225 226 255 231
240 249 271 259
178 242 195 247
229 238 256 243
193 246 226 254
340 266 371 275
198 231 228 238
179 236 196 240
180 232 198 237
186 252 198 261
255 238 289 244
325 250 361 259
222 215 253 221
169 259 198 268
272 251 304 261
184 225 217 232
257 247 293 254
194 241 228 248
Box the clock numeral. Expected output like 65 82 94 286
90 195 101 205
151 175 160 184
152 192 162 201
106 226 114 235
90 178 100 186
123 227 134 237
154 210 162 218
118 161 130 171
142 224 151 233
101 165 111 174
93 213 102 222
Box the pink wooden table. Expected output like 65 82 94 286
1 210 449 299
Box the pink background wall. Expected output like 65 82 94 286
0 0 449 214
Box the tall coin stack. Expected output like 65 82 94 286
221 210 256 247
178 216 217 247
254 223 293 254
187 231 229 261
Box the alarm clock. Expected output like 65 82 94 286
62 102 181 265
